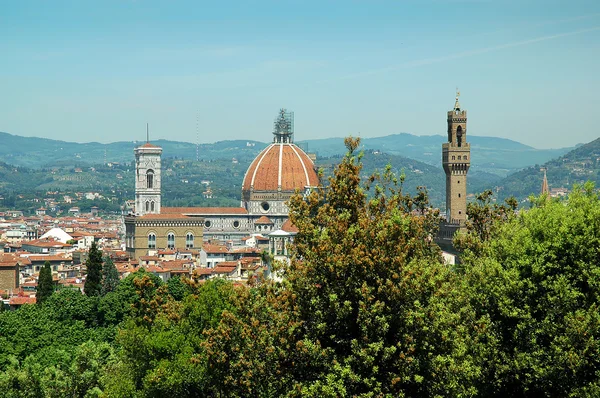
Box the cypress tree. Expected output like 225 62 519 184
37 260 54 305
84 241 103 296
101 256 120 295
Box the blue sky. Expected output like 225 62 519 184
1 0 599 148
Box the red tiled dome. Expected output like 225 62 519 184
242 143 318 192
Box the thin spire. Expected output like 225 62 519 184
146 123 149 143
541 167 549 195
454 87 461 111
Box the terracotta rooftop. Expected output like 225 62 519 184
195 268 213 276
282 219 299 233
161 260 193 270
216 260 238 267
0 254 19 263
254 215 273 225
139 256 161 261
139 142 161 149
213 264 237 274
9 297 36 305
242 143 319 192
202 243 229 254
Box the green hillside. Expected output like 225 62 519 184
0 132 267 168
0 131 569 177
496 137 600 202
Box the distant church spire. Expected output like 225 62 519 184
541 168 549 195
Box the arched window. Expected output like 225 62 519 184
456 126 463 147
145 201 150 212
167 232 175 249
186 233 194 249
150 201 155 212
147 169 154 189
148 233 156 249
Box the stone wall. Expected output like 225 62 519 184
0 265 19 290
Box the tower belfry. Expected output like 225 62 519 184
442 90 470 224
134 125 162 216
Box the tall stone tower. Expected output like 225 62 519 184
442 91 470 224
134 132 162 216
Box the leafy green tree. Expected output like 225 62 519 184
454 189 517 255
101 256 119 295
166 275 191 301
284 137 481 396
0 291 100 370
461 182 600 396
113 278 216 393
37 261 54 305
84 242 103 297
0 341 114 397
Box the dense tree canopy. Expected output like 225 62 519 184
458 182 600 397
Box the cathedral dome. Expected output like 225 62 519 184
242 109 318 197
242 142 318 193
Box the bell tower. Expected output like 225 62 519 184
442 90 470 224
134 125 162 216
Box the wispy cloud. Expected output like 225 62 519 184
322 26 600 83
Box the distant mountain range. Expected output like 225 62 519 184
0 132 268 169
0 131 572 178
1 130 598 207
